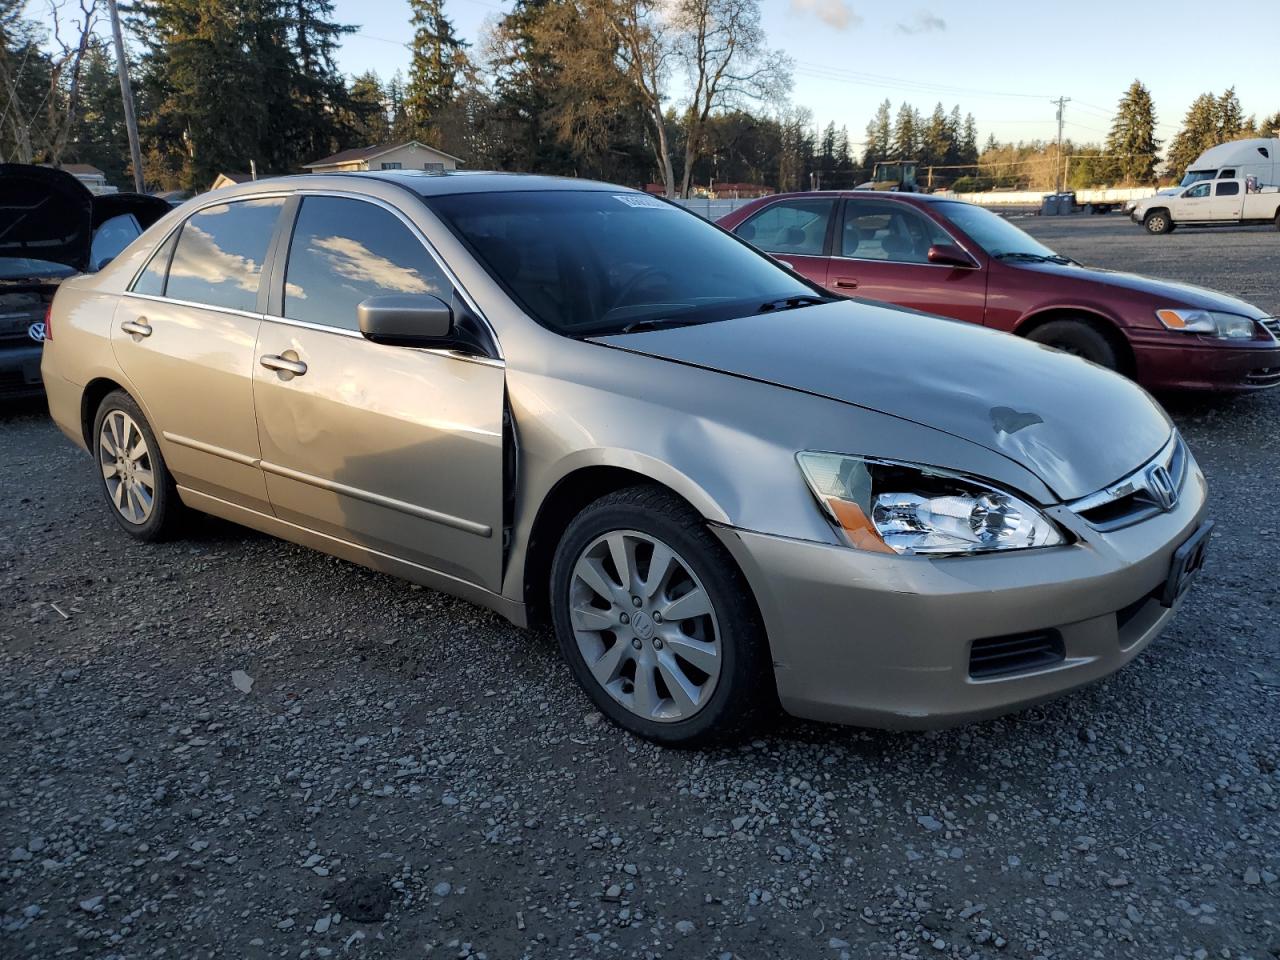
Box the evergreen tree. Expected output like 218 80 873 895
1104 79 1159 183
960 113 978 162
407 0 467 143
66 42 129 184
861 98 890 169
347 71 391 144
891 102 919 158
1259 112 1280 139
1165 88 1251 180
920 102 951 171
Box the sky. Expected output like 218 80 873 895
328 0 1277 148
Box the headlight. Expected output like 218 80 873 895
797 453 1065 556
1156 308 1257 340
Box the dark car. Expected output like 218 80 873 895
0 164 169 399
718 191 1280 391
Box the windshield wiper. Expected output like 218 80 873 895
619 317 703 334
993 251 1074 265
757 294 832 313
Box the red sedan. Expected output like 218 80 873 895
718 192 1280 391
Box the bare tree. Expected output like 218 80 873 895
0 0 99 164
602 1 676 196
672 0 789 198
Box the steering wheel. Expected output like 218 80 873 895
610 267 672 311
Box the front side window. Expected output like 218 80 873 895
283 196 451 331
1184 184 1211 198
165 198 284 311
735 199 834 256
841 201 951 264
1215 181 1240 196
427 190 820 337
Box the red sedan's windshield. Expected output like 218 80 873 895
428 190 822 336
934 201 1060 259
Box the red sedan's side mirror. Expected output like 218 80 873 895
927 243 978 269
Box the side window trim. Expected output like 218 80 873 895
268 189 501 360
262 194 301 318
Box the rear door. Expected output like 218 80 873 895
112 196 286 514
828 198 987 324
251 193 506 592
729 197 836 285
1209 179 1243 220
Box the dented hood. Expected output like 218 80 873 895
0 163 169 273
595 300 1172 502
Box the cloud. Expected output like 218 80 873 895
310 235 441 296
897 10 946 34
790 0 862 30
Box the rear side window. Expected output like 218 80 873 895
131 230 178 296
282 196 451 331
1215 181 1240 196
736 199 834 256
165 198 284 312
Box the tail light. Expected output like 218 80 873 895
43 303 53 342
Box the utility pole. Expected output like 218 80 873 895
106 0 145 193
1051 96 1071 193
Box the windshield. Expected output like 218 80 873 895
1179 169 1217 187
933 201 1059 259
0 258 75 281
426 190 819 336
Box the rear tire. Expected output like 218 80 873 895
550 485 773 747
1025 319 1120 372
92 390 185 541
1143 210 1172 234
1274 210 1280 232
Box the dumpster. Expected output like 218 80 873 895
1040 194 1060 216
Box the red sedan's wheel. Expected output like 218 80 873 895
1025 320 1120 372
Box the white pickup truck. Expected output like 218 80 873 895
1132 177 1280 234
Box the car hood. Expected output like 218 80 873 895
0 163 169 274
594 301 1172 502
1013 260 1270 318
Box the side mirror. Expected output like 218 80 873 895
927 243 978 269
357 294 454 347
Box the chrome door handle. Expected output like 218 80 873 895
833 278 859 290
260 354 308 376
120 318 152 337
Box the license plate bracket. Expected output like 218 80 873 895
1160 520 1213 607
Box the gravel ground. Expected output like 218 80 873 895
2 218 1278 960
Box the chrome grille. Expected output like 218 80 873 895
1069 433 1190 531
1261 317 1280 341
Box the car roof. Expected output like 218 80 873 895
762 190 952 205
203 170 635 200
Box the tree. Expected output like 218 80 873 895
920 102 951 173
65 40 129 183
1259 112 1280 139
346 71 391 145
670 0 790 198
407 0 467 143
890 102 919 158
1165 87 1252 181
861 98 890 169
1104 79 1159 183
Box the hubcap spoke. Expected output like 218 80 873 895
630 664 659 718
640 542 675 600
133 467 155 491
606 533 636 594
571 604 617 632
663 634 719 674
589 639 629 686
656 655 700 715
661 587 711 623
576 557 622 605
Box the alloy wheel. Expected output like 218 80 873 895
98 409 156 525
568 529 722 723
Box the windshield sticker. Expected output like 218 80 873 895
613 194 670 209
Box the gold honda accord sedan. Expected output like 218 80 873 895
42 171 1211 745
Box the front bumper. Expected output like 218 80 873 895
714 463 1208 729
0 343 44 399
1130 330 1280 391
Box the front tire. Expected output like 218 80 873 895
550 486 772 746
92 390 184 541
1025 319 1120 372
1143 209 1172 234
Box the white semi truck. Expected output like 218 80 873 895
1177 138 1279 187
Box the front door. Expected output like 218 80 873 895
827 198 988 325
112 196 286 513
1176 182 1212 221
251 195 506 592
